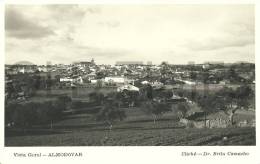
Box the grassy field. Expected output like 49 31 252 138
5 107 255 146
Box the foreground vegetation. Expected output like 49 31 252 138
5 109 255 146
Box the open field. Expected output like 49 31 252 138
5 107 255 146
5 124 255 146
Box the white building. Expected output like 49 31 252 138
141 81 149 85
91 79 98 84
104 77 126 84
60 77 73 82
117 84 139 92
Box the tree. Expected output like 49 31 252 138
96 100 126 131
47 101 63 129
202 71 210 84
12 105 28 131
8 102 43 132
190 71 197 80
197 94 218 128
227 67 238 83
160 62 169 77
6 96 72 130
89 92 105 105
197 85 254 126
95 79 103 89
119 90 140 107
146 84 153 100
5 102 19 126
216 85 254 125
96 71 106 79
33 75 41 90
45 75 52 89
172 102 190 120
141 100 171 125
6 82 15 99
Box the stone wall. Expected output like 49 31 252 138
180 118 230 128
180 118 255 128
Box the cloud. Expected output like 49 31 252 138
5 5 254 65
97 21 120 28
76 45 131 58
186 36 254 51
5 8 55 39
45 5 87 23
184 21 254 51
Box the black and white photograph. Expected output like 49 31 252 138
3 4 256 147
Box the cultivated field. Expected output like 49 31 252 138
5 108 255 146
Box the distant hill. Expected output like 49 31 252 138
13 61 35 65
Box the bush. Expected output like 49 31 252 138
140 100 171 124
5 96 71 128
96 100 126 128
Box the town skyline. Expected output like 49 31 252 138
4 59 255 66
5 5 254 65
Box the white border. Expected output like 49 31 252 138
0 1 259 164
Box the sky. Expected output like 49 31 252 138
5 4 255 65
